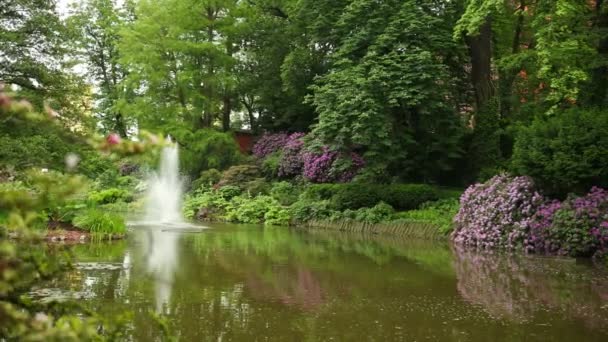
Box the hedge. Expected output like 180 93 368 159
304 183 439 210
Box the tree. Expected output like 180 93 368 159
0 0 88 126
118 0 241 132
310 0 465 182
68 0 133 137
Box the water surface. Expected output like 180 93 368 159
44 223 608 341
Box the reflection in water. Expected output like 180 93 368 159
54 225 608 341
142 229 180 313
452 245 608 328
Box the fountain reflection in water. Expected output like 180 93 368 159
141 139 184 313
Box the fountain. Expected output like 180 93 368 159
138 139 204 312
145 139 183 224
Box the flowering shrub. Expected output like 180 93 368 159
252 133 289 158
302 148 338 183
277 133 305 177
527 187 608 259
452 174 544 250
302 148 364 183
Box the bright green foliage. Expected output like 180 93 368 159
532 0 597 111
395 199 460 235
88 188 133 204
261 151 282 179
270 181 301 206
174 128 244 176
191 168 222 190
0 0 88 124
217 164 262 188
309 183 439 211
118 0 241 130
68 0 133 136
289 199 335 224
310 0 464 180
511 108 608 196
72 208 126 237
333 202 395 224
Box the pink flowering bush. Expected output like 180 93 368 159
252 133 289 158
302 148 364 183
452 174 544 250
277 133 305 177
527 187 608 259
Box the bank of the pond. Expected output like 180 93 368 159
304 219 446 240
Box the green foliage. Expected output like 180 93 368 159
88 188 133 204
261 151 282 179
191 169 222 190
218 164 262 188
327 184 439 211
394 199 460 235
264 206 292 226
224 195 288 225
335 202 395 224
242 178 271 196
72 209 126 237
175 129 244 177
309 0 465 180
270 181 301 206
289 199 335 224
511 108 608 196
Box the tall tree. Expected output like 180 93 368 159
118 0 241 132
68 0 132 137
310 0 465 181
0 0 87 126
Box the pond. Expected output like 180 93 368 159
39 223 608 341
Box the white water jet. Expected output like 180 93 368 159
145 139 183 223
141 138 182 313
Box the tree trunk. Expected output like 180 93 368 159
466 18 495 111
465 17 501 177
115 112 127 138
591 0 608 107
222 96 231 131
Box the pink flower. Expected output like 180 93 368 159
106 133 121 145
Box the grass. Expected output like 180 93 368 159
72 208 126 239
393 199 460 235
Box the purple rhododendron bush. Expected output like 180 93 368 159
253 133 364 183
452 174 544 250
453 174 608 261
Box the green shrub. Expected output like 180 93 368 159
289 198 335 223
218 164 261 188
217 185 242 199
73 209 126 236
191 168 222 190
511 108 608 196
182 190 230 220
384 184 439 210
264 206 291 226
395 199 459 235
224 195 279 224
333 202 395 223
88 188 133 204
243 178 271 196
270 181 301 205
328 184 438 210
174 127 244 176
261 151 282 179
